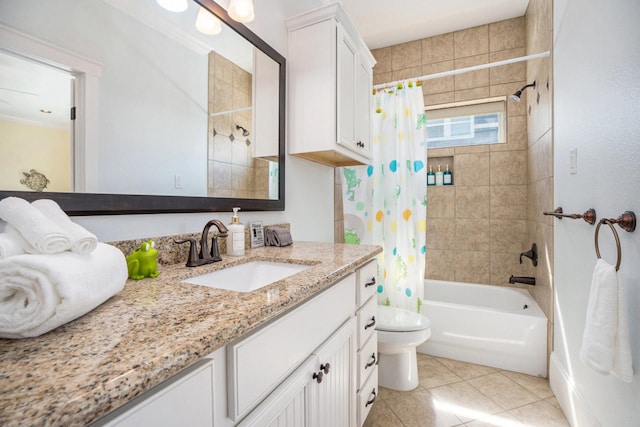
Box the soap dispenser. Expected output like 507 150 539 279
227 207 245 256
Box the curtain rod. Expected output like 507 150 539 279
373 51 550 89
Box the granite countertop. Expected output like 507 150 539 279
0 241 381 426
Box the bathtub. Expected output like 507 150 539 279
416 279 548 377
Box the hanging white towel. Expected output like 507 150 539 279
579 258 633 382
0 232 25 260
0 197 71 254
0 242 127 338
32 199 98 254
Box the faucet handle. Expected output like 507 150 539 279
174 238 200 267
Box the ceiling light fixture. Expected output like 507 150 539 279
156 0 188 13
228 0 255 23
196 7 222 35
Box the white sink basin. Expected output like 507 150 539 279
182 261 311 293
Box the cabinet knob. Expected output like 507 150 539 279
364 316 376 330
364 277 376 287
312 371 323 384
364 353 376 369
365 388 377 407
320 363 331 374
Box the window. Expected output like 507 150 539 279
425 98 506 149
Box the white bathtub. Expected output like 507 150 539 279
417 279 548 377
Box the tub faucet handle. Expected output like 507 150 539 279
519 243 538 267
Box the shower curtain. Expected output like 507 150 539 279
342 81 427 312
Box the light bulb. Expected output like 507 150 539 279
228 0 255 23
196 7 222 35
156 0 188 13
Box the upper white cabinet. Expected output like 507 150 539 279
287 3 376 167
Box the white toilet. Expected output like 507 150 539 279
376 305 431 391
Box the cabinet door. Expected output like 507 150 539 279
310 318 356 427
337 23 358 152
355 56 372 155
96 359 214 427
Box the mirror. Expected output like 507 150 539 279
0 0 285 214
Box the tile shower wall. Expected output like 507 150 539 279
525 0 554 359
368 17 536 287
208 52 271 199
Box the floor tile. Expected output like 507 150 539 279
436 357 499 380
428 381 504 423
508 400 570 426
419 358 463 389
362 400 404 427
384 388 464 427
466 372 539 410
501 370 554 399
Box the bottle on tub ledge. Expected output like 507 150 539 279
427 165 436 186
227 207 245 256
435 165 444 186
443 164 453 185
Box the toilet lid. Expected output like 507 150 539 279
376 305 431 332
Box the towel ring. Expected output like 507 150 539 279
594 219 621 271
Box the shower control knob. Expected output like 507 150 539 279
312 371 323 384
320 363 330 374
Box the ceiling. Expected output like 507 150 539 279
333 0 530 49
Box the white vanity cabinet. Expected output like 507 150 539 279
287 3 376 167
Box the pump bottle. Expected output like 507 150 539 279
227 207 245 256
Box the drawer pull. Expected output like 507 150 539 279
320 363 331 374
364 353 376 369
312 371 323 384
364 277 376 288
364 316 376 330
365 388 377 407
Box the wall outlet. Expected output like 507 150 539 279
174 174 183 189
569 148 577 174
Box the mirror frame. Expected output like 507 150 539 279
0 0 285 215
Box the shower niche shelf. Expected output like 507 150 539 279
427 156 454 186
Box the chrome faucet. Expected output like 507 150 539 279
174 219 229 267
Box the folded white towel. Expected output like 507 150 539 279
0 242 127 338
579 258 633 382
32 199 98 254
0 232 26 260
0 197 71 254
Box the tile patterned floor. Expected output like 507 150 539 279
364 354 570 427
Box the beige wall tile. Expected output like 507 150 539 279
427 147 455 157
422 61 454 94
424 92 455 106
455 144 489 154
391 39 422 71
454 152 490 186
455 86 490 102
426 186 455 218
489 17 526 52
489 48 527 85
373 72 392 86
455 186 490 219
490 219 528 253
425 249 456 280
490 150 527 185
422 32 454 63
454 54 489 90
372 46 392 74
507 115 528 147
454 251 490 284
214 54 233 84
455 219 490 252
490 251 535 286
490 185 528 220
426 218 455 250
536 177 554 226
536 129 553 180
391 66 422 83
454 25 489 58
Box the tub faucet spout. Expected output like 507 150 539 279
509 275 536 286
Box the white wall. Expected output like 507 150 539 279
74 0 334 243
552 0 640 425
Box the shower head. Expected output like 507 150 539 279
236 125 250 137
509 81 536 103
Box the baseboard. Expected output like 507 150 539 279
549 352 600 427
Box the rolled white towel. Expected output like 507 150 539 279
0 232 26 260
32 199 98 254
0 197 71 254
0 242 127 338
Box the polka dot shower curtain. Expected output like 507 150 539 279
342 81 427 312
